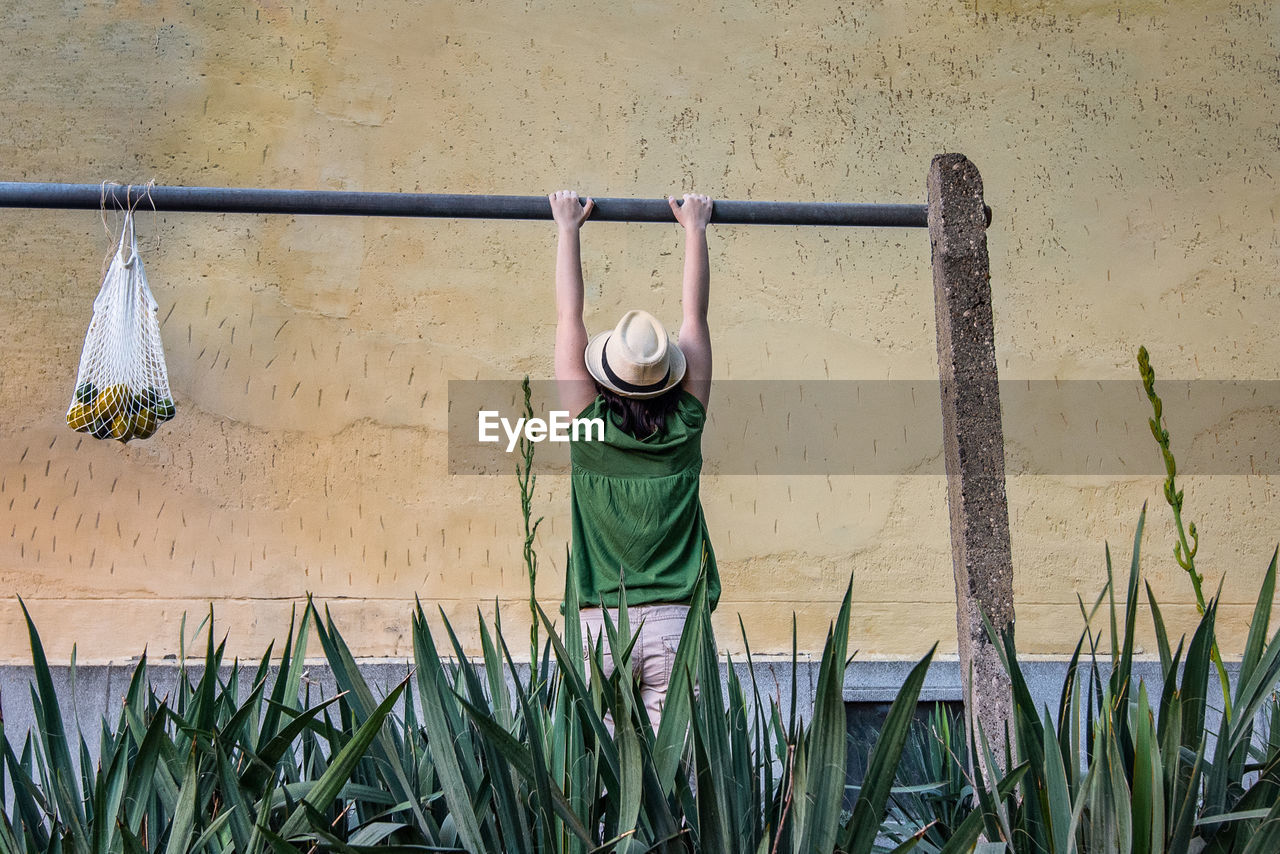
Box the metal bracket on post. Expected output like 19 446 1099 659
928 153 1015 755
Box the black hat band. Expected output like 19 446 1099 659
601 336 671 394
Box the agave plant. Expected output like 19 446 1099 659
881 506 1280 854
0 599 413 854
359 567 943 853
1008 507 1280 853
879 704 973 853
4 570 946 853
11 528 1278 854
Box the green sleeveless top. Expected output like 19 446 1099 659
569 390 720 611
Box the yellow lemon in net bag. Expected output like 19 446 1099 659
109 413 133 442
67 402 91 432
88 385 124 422
130 407 158 440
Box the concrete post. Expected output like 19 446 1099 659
927 153 1015 754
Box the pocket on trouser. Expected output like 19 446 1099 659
642 635 685 723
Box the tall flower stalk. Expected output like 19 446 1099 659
516 375 544 667
1137 345 1232 717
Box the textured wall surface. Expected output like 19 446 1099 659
1 0 1277 663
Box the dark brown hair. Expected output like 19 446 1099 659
597 384 683 439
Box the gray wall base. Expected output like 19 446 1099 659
0 656 1231 771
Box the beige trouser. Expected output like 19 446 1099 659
579 603 690 733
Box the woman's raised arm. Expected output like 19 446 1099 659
550 190 598 415
670 193 713 409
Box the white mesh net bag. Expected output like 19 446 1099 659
66 211 174 442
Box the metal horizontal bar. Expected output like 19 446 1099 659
0 181 941 227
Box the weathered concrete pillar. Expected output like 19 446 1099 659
927 153 1015 753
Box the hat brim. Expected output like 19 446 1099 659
584 329 687 399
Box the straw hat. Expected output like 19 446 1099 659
584 310 686 399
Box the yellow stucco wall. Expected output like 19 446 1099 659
2 0 1277 663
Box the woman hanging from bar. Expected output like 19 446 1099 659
550 189 720 733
